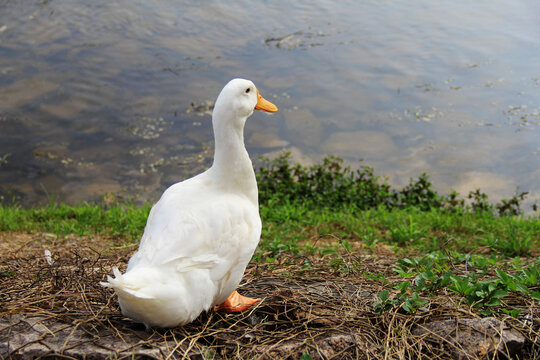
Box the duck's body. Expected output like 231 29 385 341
109 172 261 328
102 79 277 328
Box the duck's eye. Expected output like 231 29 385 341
245 88 251 94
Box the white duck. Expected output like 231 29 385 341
102 79 278 328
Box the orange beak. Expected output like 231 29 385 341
254 89 278 113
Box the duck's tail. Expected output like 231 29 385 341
100 266 213 328
101 267 174 327
100 267 155 299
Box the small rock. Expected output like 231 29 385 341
412 317 525 359
0 315 194 358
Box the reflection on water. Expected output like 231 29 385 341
0 0 539 211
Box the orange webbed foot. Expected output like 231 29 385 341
215 290 261 313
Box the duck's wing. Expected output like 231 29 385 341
127 178 261 280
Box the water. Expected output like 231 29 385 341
0 0 539 210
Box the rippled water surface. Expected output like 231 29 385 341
0 0 539 208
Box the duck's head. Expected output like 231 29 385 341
213 78 278 125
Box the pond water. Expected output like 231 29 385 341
0 0 539 211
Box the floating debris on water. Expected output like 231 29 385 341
265 30 330 50
127 117 171 140
415 83 440 92
0 153 11 166
504 105 540 128
404 106 443 123
186 100 214 117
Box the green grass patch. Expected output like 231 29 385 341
0 201 151 241
1 154 538 317
1 154 538 251
259 206 539 256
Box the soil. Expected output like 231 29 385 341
0 232 537 359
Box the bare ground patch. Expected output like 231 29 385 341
0 232 537 359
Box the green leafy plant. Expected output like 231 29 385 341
444 190 466 212
495 269 529 294
448 275 476 296
468 189 493 213
415 269 453 292
257 153 392 210
401 291 429 313
496 191 528 216
392 173 442 210
519 263 539 287
449 275 507 308
374 289 393 312
469 280 508 307
500 308 522 318
375 281 428 314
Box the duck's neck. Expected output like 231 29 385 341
209 112 258 204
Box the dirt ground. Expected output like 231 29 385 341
0 232 537 359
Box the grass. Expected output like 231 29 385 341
1 169 538 316
1 154 539 358
0 201 151 241
1 202 537 255
0 154 538 289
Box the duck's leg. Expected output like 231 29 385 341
215 290 260 312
